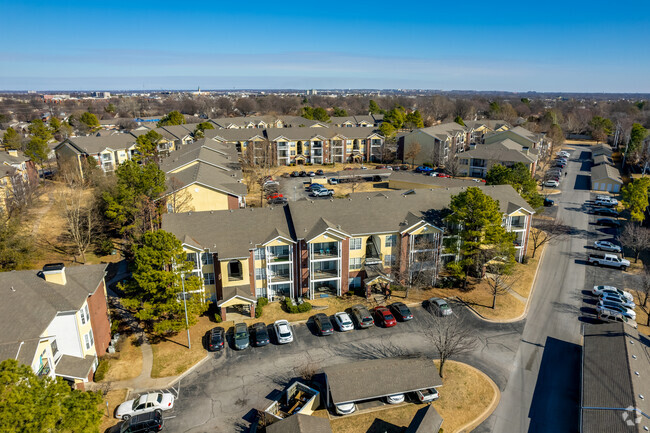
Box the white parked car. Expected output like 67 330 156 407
544 180 559 188
274 320 293 344
595 198 618 207
557 151 571 158
416 388 440 402
592 285 633 302
333 312 354 331
386 393 405 404
598 294 635 309
115 392 175 420
335 402 356 415
593 241 621 253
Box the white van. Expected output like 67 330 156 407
597 308 637 329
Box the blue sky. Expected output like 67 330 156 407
2 0 650 92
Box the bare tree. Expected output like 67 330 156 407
619 223 650 263
530 217 571 258
484 262 513 309
635 269 650 327
404 141 421 167
57 184 96 262
444 156 461 177
421 313 477 378
393 238 439 298
166 177 195 213
235 98 257 116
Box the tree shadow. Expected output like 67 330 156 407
329 340 423 361
365 418 405 433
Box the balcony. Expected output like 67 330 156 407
268 272 292 282
312 267 338 280
365 243 383 265
312 242 339 260
268 246 291 263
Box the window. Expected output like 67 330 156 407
349 277 361 288
84 333 91 350
203 272 215 285
186 253 198 268
201 252 213 265
349 257 362 270
228 260 243 280
384 254 394 267
51 339 59 356
254 248 266 260
89 330 94 346
385 235 397 247
255 268 266 280
350 238 362 250
80 305 88 325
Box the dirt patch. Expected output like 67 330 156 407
330 181 392 197
99 388 128 432
100 335 143 382
322 360 497 433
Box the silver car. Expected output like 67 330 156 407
427 297 452 316
274 320 293 344
333 312 354 332
593 241 621 253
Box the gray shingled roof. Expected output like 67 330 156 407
165 162 247 197
591 164 622 184
458 139 538 164
266 414 332 433
58 134 136 154
417 122 467 141
463 120 511 131
162 206 294 259
582 323 650 433
55 354 95 380
324 358 442 405
0 265 107 357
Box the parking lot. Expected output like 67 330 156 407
159 301 522 433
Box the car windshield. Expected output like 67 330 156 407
399 306 410 314
280 331 291 338
439 303 449 309
385 314 395 321
257 329 268 338
362 317 373 323
235 331 247 339
132 399 140 411
212 333 222 343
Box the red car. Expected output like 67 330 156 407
437 173 451 178
374 306 397 327
266 193 283 200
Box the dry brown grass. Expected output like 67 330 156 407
323 360 496 433
260 295 376 323
632 292 650 337
100 335 143 382
99 388 128 432
150 315 213 378
330 181 392 197
510 239 545 299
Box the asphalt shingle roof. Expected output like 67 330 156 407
324 358 442 405
266 414 332 433
59 134 136 154
0 265 107 362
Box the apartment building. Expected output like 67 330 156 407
0 264 110 390
456 139 539 178
158 138 247 212
0 150 39 212
329 114 383 128
399 122 472 166
209 115 327 129
207 127 384 165
162 184 533 319
463 120 511 144
484 126 548 157
55 133 138 176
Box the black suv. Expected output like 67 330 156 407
207 327 225 351
313 313 334 336
120 410 163 433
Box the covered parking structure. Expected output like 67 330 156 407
591 164 622 193
323 358 442 410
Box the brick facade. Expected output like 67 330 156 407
87 280 111 356
227 194 239 210
340 237 350 293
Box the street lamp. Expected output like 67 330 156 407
180 273 191 350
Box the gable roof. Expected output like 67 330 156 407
0 265 107 362
417 122 468 141
591 164 622 184
458 139 538 164
266 414 332 433
162 206 294 260
58 134 136 154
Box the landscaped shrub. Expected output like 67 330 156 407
94 358 110 382
258 297 269 307
423 162 433 168
214 313 222 323
284 298 312 314
255 305 263 318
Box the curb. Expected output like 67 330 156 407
160 353 211 389
456 243 548 324
452 360 501 433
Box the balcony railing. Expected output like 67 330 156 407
268 272 291 282
313 268 338 280
313 249 338 259
269 254 291 263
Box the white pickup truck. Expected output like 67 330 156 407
587 253 630 270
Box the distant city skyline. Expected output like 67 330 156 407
3 0 650 92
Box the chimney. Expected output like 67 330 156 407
42 263 66 285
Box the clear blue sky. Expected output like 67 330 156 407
2 0 650 92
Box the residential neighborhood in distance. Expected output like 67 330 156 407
1 2 650 433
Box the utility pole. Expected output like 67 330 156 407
181 274 191 350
